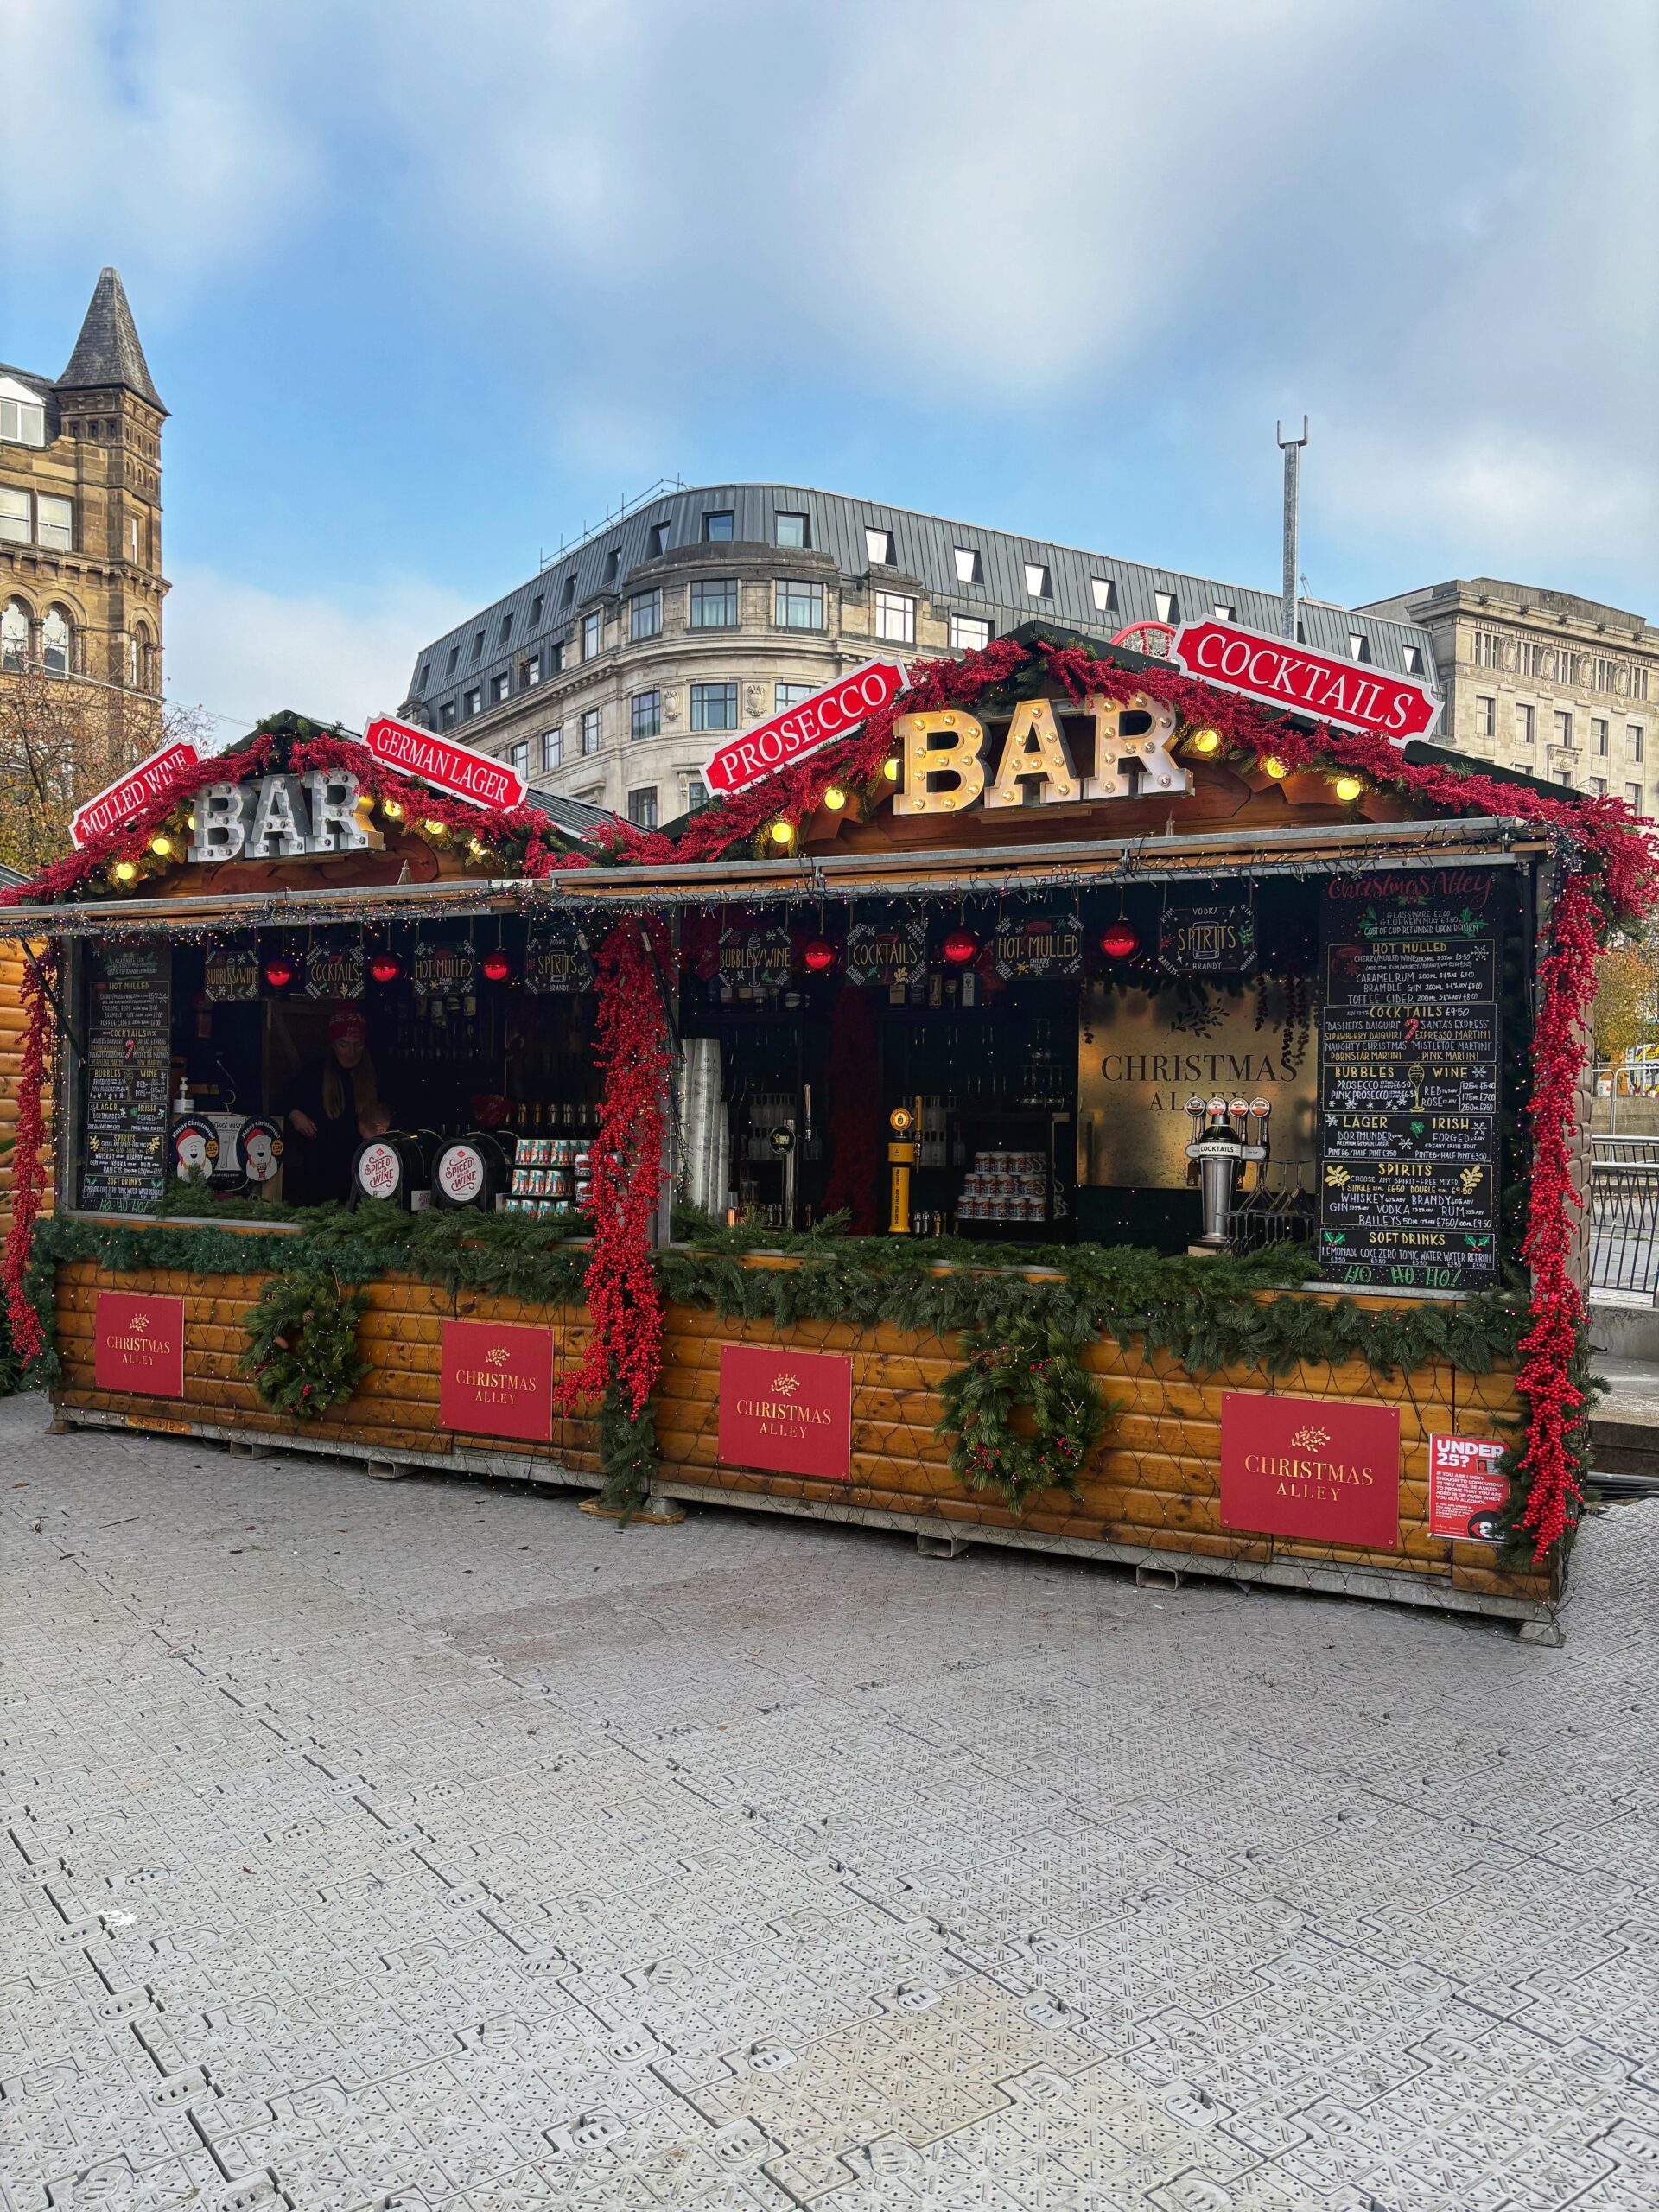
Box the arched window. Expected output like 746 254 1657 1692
41 605 72 677
133 620 156 692
124 633 139 688
1 598 28 671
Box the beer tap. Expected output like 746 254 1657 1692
1184 1091 1271 1255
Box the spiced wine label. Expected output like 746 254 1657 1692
1220 1392 1400 1548
716 1344 853 1480
412 939 476 997
440 1320 554 1442
992 910 1084 980
94 1291 186 1399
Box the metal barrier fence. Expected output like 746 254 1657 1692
1589 1135 1659 1296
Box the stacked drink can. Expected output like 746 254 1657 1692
957 1148 1048 1224
504 1132 594 1219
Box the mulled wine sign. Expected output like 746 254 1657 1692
70 736 201 849
94 1291 186 1398
1318 869 1501 1290
412 939 476 998
991 911 1083 981
304 944 365 1000
844 916 927 987
718 924 791 984
439 1319 554 1441
716 1344 853 1480
1158 902 1257 976
1170 617 1443 743
79 940 170 1216
1220 1392 1400 1546
203 945 260 1003
524 921 594 995
188 771 372 862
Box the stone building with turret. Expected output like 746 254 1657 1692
0 267 167 698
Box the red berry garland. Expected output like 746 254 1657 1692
553 916 675 1421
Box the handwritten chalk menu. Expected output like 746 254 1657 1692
1319 871 1500 1290
79 941 171 1214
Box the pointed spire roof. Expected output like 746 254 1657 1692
56 267 165 414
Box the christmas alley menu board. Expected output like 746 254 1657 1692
79 940 171 1215
1318 870 1500 1291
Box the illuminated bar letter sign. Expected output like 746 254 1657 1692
717 1344 853 1479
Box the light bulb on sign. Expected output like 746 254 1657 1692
1261 757 1288 780
382 799 404 822
1190 728 1221 754
769 820 794 846
822 787 847 811
149 834 173 857
113 861 137 882
1332 774 1364 803
882 759 899 781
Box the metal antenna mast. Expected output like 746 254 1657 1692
1276 416 1309 641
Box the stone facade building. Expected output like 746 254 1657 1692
400 484 1435 827
0 268 167 698
1357 578 1657 811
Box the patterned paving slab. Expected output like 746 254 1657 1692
1 1393 1656 2211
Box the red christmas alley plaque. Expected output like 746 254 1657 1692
1220 1391 1400 1546
94 1291 185 1398
440 1319 554 1442
717 1344 853 1480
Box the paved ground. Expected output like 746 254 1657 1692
3 1393 1658 2212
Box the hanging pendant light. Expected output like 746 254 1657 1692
1099 920 1140 959
942 927 979 965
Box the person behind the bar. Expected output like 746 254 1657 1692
283 1005 391 1205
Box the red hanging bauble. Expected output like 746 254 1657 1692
803 938 837 972
942 928 978 966
481 950 513 982
1099 921 1140 959
369 952 403 985
263 954 297 989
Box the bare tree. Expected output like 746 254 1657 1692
0 666 215 875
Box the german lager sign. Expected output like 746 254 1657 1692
363 715 526 809
1171 617 1442 744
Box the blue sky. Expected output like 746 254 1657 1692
3 0 1653 737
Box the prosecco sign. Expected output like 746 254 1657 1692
1170 618 1442 744
704 660 906 796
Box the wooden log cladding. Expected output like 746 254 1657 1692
51 1252 1554 1605
0 940 50 1239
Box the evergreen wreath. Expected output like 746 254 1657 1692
238 1264 370 1421
936 1313 1112 1512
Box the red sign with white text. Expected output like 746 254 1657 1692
717 1344 853 1479
70 740 200 849
363 716 527 810
94 1291 186 1398
1172 619 1442 746
1220 1392 1400 1546
704 660 906 796
440 1319 553 1441
1427 1433 1509 1542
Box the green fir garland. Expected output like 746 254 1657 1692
21 1204 1538 1516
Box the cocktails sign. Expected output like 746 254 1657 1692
1170 618 1442 745
704 661 906 796
363 716 527 810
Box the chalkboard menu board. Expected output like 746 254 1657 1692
1318 871 1501 1291
79 941 172 1215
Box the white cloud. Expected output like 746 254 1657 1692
162 566 472 740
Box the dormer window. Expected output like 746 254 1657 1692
603 547 621 584
866 527 896 566
0 379 46 448
1154 592 1179 623
702 510 734 543
647 520 671 556
1348 632 1372 664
